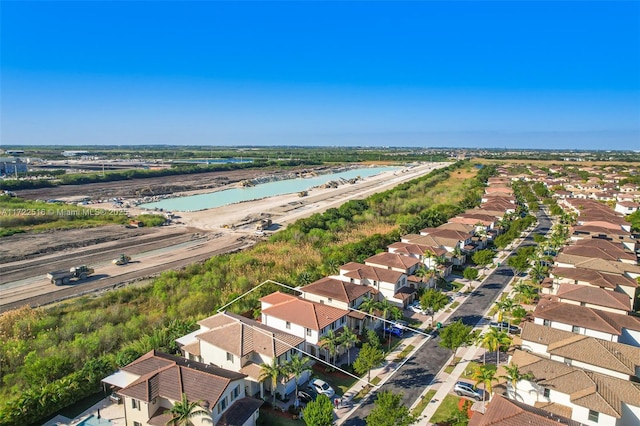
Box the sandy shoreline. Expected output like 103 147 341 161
130 162 449 232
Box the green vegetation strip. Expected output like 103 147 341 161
411 389 437 416
353 376 382 401
429 394 463 424
444 357 462 374
395 344 415 361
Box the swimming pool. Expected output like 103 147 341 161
75 414 112 426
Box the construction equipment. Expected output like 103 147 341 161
47 265 94 286
256 218 272 231
113 254 131 265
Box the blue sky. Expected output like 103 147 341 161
1 1 639 149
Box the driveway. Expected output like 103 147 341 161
341 210 552 425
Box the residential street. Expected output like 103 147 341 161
341 210 552 425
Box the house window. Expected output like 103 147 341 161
543 388 550 398
543 319 551 326
328 298 333 303
286 321 291 329
226 352 234 362
131 399 140 410
588 410 599 422
134 422 142 426
233 385 240 399
218 397 227 413
306 328 312 337
572 325 580 333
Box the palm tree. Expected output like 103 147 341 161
479 327 512 366
319 329 340 366
166 393 211 426
358 296 379 331
339 326 359 365
472 364 497 404
259 358 285 406
500 363 534 402
284 355 311 399
377 299 395 339
494 299 515 326
415 265 430 284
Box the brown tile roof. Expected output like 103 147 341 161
419 228 473 241
119 351 245 408
450 213 497 226
572 225 631 238
566 239 636 262
216 397 264 426
555 283 631 311
534 298 640 335
554 255 640 278
261 292 349 331
340 262 404 283
468 394 582 426
387 242 447 257
510 350 640 418
301 277 372 303
402 234 462 249
363 252 420 271
532 402 574 419
548 335 640 376
195 312 305 358
392 286 416 300
238 362 263 381
436 222 477 233
550 266 637 290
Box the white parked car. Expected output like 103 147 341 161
308 378 335 398
409 301 427 315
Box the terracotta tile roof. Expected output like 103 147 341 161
216 397 264 426
182 340 201 357
119 351 245 408
259 292 298 307
340 262 404 283
550 266 636 290
510 350 640 418
238 362 263 381
301 277 372 303
387 242 447 257
261 292 349 331
195 312 305 358
548 336 640 376
555 283 631 311
534 298 640 334
450 213 497 225
468 394 582 426
572 225 631 238
402 234 462 249
364 252 420 271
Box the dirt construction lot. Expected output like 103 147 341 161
0 163 448 313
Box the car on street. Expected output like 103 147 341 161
454 381 485 401
308 378 335 399
489 321 521 334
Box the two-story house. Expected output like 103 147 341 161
102 350 263 426
260 292 349 360
337 262 412 308
176 311 306 399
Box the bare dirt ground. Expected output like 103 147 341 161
0 163 448 313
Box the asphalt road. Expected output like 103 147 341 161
342 210 552 425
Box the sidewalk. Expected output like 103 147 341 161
334 253 521 425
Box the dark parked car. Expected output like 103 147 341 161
489 321 521 334
298 388 318 403
383 326 404 337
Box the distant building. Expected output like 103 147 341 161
62 150 90 157
0 158 28 175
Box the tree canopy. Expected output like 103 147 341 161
366 391 418 426
302 394 334 426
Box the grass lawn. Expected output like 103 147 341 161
444 357 462 374
411 389 437 416
353 376 381 401
460 362 483 380
395 344 415 361
311 363 358 396
429 394 463 424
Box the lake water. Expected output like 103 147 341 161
140 166 398 212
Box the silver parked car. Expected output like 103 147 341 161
454 381 485 401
